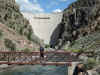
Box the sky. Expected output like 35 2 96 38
15 0 77 13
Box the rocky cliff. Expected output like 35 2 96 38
50 0 100 50
50 0 100 72
0 0 40 51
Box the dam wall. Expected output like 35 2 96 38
22 12 63 44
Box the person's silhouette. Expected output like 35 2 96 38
73 63 88 75
40 46 44 61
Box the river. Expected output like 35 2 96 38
0 65 68 75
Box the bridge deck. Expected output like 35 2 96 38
0 51 93 66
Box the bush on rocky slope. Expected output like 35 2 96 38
4 38 16 51
0 30 3 38
0 0 40 44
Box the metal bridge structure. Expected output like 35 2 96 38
0 51 73 66
0 51 94 66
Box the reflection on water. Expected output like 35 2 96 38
0 65 68 75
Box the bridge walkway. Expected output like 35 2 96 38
0 51 93 66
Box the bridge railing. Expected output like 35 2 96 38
0 51 94 65
0 51 74 65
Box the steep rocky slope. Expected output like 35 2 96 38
50 0 100 73
0 0 40 51
50 0 100 50
0 23 39 51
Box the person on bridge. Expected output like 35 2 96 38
40 46 44 61
73 63 88 75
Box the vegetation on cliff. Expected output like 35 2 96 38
0 0 40 51
50 0 100 52
50 0 100 72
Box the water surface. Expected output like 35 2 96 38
0 65 68 75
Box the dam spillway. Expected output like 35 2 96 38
22 12 63 44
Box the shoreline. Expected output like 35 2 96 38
0 64 16 72
0 64 27 73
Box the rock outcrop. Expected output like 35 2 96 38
0 0 40 51
50 0 100 73
50 0 100 49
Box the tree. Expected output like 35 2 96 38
4 38 16 51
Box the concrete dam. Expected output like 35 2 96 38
22 12 63 44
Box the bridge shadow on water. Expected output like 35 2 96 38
0 65 68 75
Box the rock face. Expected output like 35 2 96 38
50 0 100 49
50 0 100 73
0 0 40 51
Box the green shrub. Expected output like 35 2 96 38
23 48 31 52
45 44 50 48
86 58 97 70
4 39 16 51
72 49 81 52
0 30 3 38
